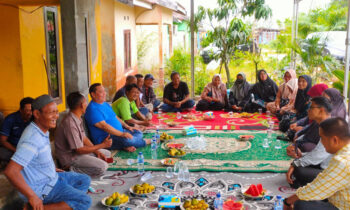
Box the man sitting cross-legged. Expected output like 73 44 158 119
85 83 150 152
55 92 113 177
284 117 350 210
286 97 333 189
112 84 152 130
4 94 91 210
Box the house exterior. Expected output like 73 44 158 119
0 0 182 114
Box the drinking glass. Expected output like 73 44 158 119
165 167 173 178
262 138 270 148
275 139 282 149
266 110 271 118
173 161 183 175
258 108 262 115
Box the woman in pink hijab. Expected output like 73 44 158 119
266 69 298 114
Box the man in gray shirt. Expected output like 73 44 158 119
55 92 112 177
286 97 332 188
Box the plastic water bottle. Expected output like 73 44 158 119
176 111 182 119
251 93 255 102
151 138 157 160
214 193 223 210
137 152 144 175
274 195 283 210
156 130 160 147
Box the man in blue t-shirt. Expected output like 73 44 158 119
85 83 150 152
0 97 33 163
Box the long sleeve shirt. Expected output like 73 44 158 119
296 143 350 210
293 141 332 169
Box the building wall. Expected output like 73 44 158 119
0 5 66 115
101 0 117 101
114 1 138 91
0 5 23 115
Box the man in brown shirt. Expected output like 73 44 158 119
55 92 112 177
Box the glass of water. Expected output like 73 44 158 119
258 108 262 115
165 167 173 178
275 139 282 149
262 138 270 148
173 161 183 175
266 110 271 118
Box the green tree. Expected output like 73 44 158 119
196 0 271 84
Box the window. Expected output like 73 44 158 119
124 30 131 72
44 7 62 101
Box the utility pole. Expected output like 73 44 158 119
190 0 195 99
291 0 301 69
343 0 350 119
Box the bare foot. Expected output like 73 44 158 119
124 146 136 152
144 139 152 145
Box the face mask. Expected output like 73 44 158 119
236 79 243 84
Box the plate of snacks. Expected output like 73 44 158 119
181 198 209 210
160 132 174 141
240 112 251 118
242 184 266 199
161 158 178 166
101 192 129 207
238 135 255 141
168 148 186 157
130 183 156 195
223 200 244 210
166 143 185 150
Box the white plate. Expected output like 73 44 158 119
161 158 178 166
101 196 128 208
129 186 155 195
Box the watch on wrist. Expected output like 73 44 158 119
283 198 291 207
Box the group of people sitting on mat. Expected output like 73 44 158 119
0 69 349 209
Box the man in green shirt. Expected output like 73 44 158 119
112 84 151 129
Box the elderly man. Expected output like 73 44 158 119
284 117 350 210
85 83 150 152
0 97 33 163
112 75 137 102
161 72 195 112
55 92 112 177
4 94 91 210
141 74 160 112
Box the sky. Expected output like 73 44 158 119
176 0 332 28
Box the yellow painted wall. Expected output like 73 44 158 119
0 5 23 115
114 1 138 90
90 0 103 85
0 5 66 115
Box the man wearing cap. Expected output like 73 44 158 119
0 97 33 164
141 74 160 112
85 83 150 152
4 95 91 210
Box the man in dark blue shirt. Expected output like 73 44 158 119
0 97 33 163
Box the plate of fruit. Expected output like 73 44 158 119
130 183 156 195
168 148 186 157
223 200 244 210
161 158 178 166
243 184 266 199
238 135 255 141
181 198 209 210
166 143 185 150
101 192 129 207
240 112 251 118
160 132 174 141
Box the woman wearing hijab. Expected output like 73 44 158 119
249 69 278 112
228 72 251 112
196 74 227 111
323 88 346 119
293 75 312 120
266 69 298 114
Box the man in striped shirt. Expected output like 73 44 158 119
284 117 350 210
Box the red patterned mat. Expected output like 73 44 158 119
149 110 278 130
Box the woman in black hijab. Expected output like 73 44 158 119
294 75 312 120
249 69 278 112
323 88 346 119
